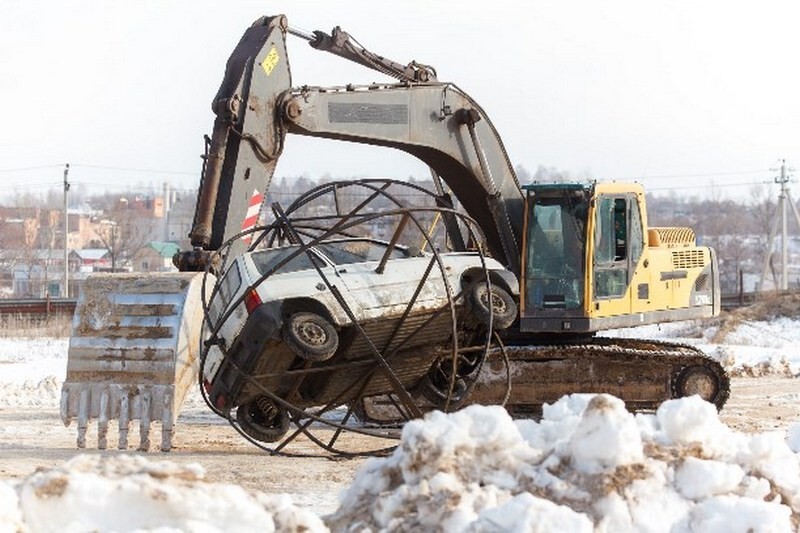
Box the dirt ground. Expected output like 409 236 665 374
1 375 798 514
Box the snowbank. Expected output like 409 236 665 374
604 317 800 377
1 454 326 533
0 338 66 408
328 396 800 532
1 317 800 531
4 395 798 532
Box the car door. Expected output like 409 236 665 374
246 246 345 314
322 240 444 319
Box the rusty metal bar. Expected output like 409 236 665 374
376 213 410 274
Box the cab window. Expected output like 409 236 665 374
629 200 644 266
525 193 587 311
595 197 627 264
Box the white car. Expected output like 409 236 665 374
202 237 517 442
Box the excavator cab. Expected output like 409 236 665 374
520 184 590 333
520 182 720 334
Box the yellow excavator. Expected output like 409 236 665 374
60 14 727 451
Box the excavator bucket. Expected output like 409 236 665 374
60 272 212 451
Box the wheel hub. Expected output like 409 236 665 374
297 322 327 345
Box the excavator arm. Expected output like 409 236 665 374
182 14 524 274
278 83 525 272
183 15 291 265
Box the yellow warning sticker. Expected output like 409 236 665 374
261 45 280 76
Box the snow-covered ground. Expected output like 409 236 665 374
0 316 799 531
602 317 800 377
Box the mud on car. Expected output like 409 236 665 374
201 237 518 443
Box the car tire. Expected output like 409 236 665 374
236 397 290 443
419 373 468 406
470 283 517 330
282 312 339 362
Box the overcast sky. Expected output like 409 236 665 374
2 1 799 201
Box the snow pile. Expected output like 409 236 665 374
1 454 326 533
712 318 800 377
0 337 66 408
605 317 800 377
328 396 800 531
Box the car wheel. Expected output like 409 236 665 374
418 372 468 406
470 283 517 330
282 312 339 362
236 396 290 443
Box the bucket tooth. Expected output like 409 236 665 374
139 390 152 452
161 390 175 452
60 272 212 451
97 390 110 450
118 395 130 450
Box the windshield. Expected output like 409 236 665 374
318 240 408 265
251 247 325 276
251 239 408 276
525 189 588 312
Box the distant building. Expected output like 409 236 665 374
71 249 111 272
133 242 180 272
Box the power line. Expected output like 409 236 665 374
0 182 62 191
71 181 195 191
646 180 771 192
0 161 778 181
71 163 197 176
621 169 767 180
0 178 777 196
0 164 64 174
0 161 789 196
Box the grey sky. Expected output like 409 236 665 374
2 1 799 200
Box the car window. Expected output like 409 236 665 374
209 261 241 324
319 240 407 265
251 247 325 276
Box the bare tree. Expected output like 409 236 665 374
0 209 42 297
94 202 156 271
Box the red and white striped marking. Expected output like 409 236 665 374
241 189 263 243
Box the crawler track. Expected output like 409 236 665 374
466 336 730 415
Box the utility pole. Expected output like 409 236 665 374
759 159 800 291
63 163 70 298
